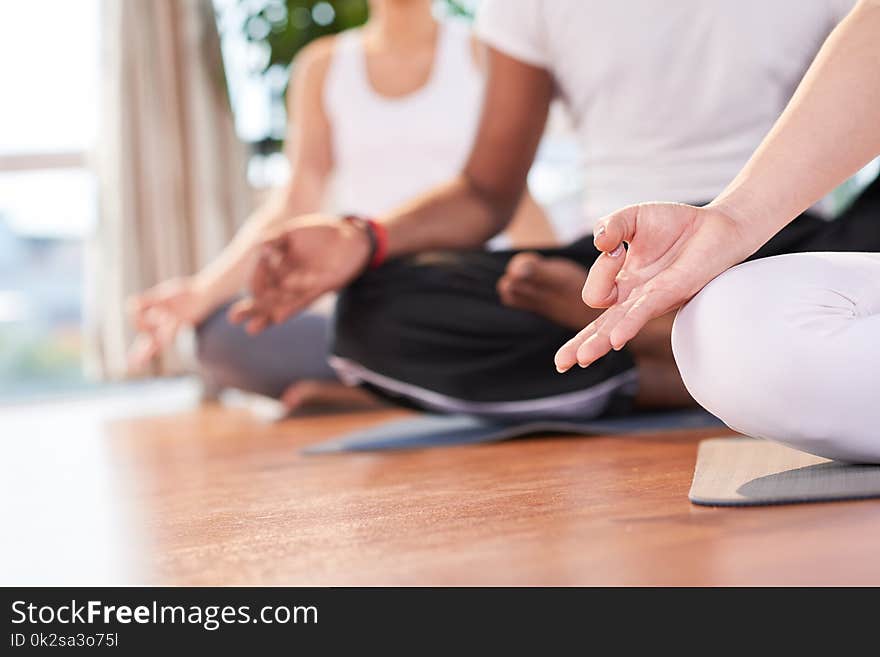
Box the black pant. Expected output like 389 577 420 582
333 175 880 420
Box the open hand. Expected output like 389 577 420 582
229 214 372 334
127 277 212 371
555 202 754 372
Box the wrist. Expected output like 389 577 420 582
708 173 801 238
705 192 778 257
342 215 388 270
705 187 758 223
189 273 225 318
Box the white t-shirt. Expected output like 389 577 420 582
475 0 855 234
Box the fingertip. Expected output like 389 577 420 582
554 355 573 373
609 325 634 351
575 344 592 368
245 317 267 335
594 205 639 252
593 220 618 252
227 300 251 324
272 305 299 326
126 350 143 373
609 326 623 349
554 345 577 373
127 335 157 371
582 253 623 308
575 334 606 368
592 221 608 247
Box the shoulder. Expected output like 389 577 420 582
472 0 548 69
293 34 338 79
475 0 542 31
436 18 484 71
287 34 342 112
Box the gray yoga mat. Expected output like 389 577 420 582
689 438 880 506
302 408 722 454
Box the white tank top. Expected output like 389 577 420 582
323 21 483 217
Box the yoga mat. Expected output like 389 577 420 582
689 438 880 506
302 408 722 454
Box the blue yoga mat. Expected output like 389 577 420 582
302 409 723 454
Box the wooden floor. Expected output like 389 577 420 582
4 385 880 585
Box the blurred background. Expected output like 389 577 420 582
0 0 586 403
1 0 875 404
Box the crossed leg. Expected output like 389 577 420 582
672 252 880 462
497 251 693 408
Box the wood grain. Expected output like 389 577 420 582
113 405 880 586
6 391 880 585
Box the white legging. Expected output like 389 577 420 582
672 252 880 463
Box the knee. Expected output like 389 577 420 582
672 255 876 460
672 260 824 446
673 264 760 427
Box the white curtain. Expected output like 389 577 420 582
89 0 251 379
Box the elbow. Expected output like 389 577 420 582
460 170 523 236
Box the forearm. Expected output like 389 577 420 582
379 173 521 258
191 196 283 308
710 0 880 249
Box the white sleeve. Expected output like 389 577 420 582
473 0 549 68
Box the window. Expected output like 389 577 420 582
0 0 100 399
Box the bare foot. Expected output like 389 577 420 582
280 380 384 413
498 253 695 408
633 357 697 409
497 252 600 330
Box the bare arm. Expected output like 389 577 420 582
469 35 558 248
379 46 554 256
558 0 880 371
192 38 336 308
126 39 335 366
229 47 555 332
711 0 880 246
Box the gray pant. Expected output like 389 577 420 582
196 301 337 399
